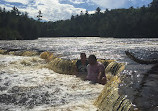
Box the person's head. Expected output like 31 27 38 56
88 55 97 65
80 53 86 61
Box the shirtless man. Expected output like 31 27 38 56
87 55 107 85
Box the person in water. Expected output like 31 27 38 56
75 53 89 79
87 55 107 85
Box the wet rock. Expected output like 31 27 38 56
5 77 8 79
8 86 20 93
121 64 158 111
13 75 18 77
0 86 7 91
18 97 28 104
0 71 6 75
0 94 16 104
45 91 49 97
4 81 10 86
94 76 133 111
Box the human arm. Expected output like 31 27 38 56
97 70 107 85
97 72 102 80
97 63 106 80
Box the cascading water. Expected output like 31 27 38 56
0 54 104 111
0 37 158 111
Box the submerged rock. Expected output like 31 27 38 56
124 51 158 111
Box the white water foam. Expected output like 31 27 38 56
0 54 103 111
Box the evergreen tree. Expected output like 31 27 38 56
37 10 42 21
96 7 101 14
0 0 158 39
0 6 39 40
150 0 158 9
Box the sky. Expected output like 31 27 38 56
0 0 153 21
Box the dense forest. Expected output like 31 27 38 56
0 7 40 40
0 0 158 40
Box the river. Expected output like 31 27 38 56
0 37 158 111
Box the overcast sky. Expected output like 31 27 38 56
0 0 152 21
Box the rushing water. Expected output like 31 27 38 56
0 37 158 111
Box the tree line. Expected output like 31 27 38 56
0 7 41 40
0 0 158 40
49 0 158 38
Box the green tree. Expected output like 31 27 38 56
37 10 42 21
96 7 101 14
150 0 158 9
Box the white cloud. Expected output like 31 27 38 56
90 0 152 9
2 0 86 21
31 0 86 21
4 0 30 5
1 0 152 21
60 0 90 4
69 0 86 4
90 0 128 9
0 3 12 10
